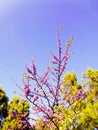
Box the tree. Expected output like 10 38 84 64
49 68 98 130
1 27 97 129
21 27 74 129
20 27 98 130
1 96 31 130
0 86 8 128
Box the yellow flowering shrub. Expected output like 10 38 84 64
1 96 30 130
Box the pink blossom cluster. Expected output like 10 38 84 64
21 28 73 129
23 83 31 96
72 89 87 103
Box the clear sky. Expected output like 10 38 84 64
0 0 98 99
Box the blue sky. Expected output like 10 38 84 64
0 0 98 99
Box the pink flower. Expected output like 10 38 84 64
26 67 32 74
50 59 58 64
57 31 62 56
52 53 59 62
24 83 30 96
57 113 63 121
40 69 50 84
33 95 39 102
31 63 37 75
61 49 69 62
26 63 37 75
60 62 67 74
31 124 36 129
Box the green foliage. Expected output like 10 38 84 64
0 86 8 128
33 68 98 130
1 96 31 130
0 69 98 129
0 86 8 109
